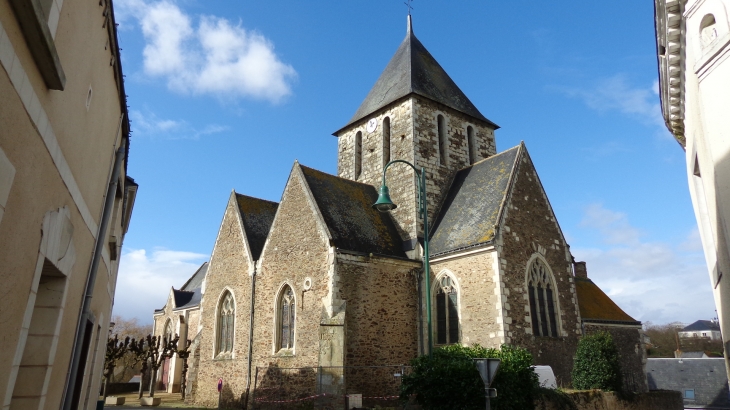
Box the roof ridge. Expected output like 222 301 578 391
298 164 379 188
459 144 522 170
234 191 279 205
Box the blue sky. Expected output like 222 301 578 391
112 0 713 326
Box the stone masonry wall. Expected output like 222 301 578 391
336 96 497 243
584 324 647 392
412 97 496 235
496 150 581 386
249 170 332 399
336 253 420 366
429 250 501 350
337 98 417 243
194 196 253 408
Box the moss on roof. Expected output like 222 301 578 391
575 277 638 323
299 165 405 257
429 145 521 255
235 193 278 261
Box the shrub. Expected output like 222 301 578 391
572 331 622 391
400 344 539 410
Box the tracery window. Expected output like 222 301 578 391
216 291 235 355
278 285 296 350
527 258 559 337
435 275 459 345
163 319 173 342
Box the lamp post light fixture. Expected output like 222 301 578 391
373 159 433 354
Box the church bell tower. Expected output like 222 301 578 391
333 16 499 252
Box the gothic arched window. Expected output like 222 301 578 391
467 125 476 164
278 285 296 350
355 131 363 180
383 117 391 167
527 258 559 337
435 275 459 345
437 115 447 166
216 291 235 355
163 319 173 343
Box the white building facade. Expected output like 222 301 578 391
655 0 730 377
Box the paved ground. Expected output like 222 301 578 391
102 392 209 409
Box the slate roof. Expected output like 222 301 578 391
172 288 200 310
299 165 406 257
429 145 521 256
235 193 278 261
646 358 729 407
574 277 640 325
181 262 208 291
681 320 721 333
334 17 497 135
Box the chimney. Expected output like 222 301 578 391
573 261 588 278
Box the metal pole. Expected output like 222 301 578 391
420 167 432 354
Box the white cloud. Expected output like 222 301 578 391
130 109 228 139
115 0 296 102
558 74 664 129
113 248 208 323
571 204 714 324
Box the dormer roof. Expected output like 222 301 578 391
334 16 497 135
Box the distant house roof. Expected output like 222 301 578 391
334 17 497 135
681 320 721 333
429 145 521 256
299 164 406 257
235 193 278 261
181 262 208 291
574 277 640 325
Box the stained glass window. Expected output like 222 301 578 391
278 286 296 350
527 258 559 337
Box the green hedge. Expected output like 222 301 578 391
572 331 622 391
400 344 539 410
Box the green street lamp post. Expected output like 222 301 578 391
373 160 433 354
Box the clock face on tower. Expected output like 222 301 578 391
366 118 378 133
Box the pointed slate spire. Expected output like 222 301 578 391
334 16 498 135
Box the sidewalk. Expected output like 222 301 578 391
103 392 209 409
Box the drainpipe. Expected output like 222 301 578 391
62 118 126 410
243 265 257 409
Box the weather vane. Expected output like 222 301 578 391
404 0 413 16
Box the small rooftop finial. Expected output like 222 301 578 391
407 14 412 34
404 0 413 16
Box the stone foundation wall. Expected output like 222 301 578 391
584 324 647 392
495 148 581 385
535 390 682 410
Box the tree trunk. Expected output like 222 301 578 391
149 368 158 397
138 370 145 399
102 376 109 400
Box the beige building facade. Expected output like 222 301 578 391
655 0 730 379
0 0 136 409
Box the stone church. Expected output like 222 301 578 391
152 16 646 407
